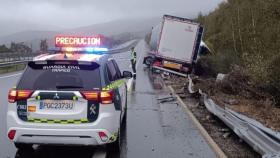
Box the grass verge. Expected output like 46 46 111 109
0 64 26 74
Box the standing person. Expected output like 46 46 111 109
130 47 137 79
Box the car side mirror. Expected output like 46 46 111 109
122 71 132 79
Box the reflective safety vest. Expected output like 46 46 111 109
131 51 137 64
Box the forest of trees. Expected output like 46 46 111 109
0 45 10 52
197 0 280 97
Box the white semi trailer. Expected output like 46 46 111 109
144 15 205 76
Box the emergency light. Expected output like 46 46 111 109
55 35 108 53
55 36 103 47
61 47 108 52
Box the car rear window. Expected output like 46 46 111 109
17 61 101 91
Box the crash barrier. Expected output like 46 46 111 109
0 60 31 68
0 57 34 63
110 40 138 51
0 52 36 60
0 40 139 67
187 76 280 158
108 40 139 54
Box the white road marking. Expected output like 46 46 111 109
0 73 22 79
92 149 106 158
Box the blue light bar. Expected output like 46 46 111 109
85 47 94 52
93 47 108 52
61 47 108 53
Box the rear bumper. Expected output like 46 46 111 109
10 128 111 146
7 110 120 146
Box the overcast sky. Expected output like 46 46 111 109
0 0 223 35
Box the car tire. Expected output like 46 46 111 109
143 56 154 67
14 143 33 150
123 107 127 124
122 89 128 124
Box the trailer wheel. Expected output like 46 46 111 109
143 56 154 66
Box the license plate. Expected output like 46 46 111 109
163 61 182 70
39 100 74 110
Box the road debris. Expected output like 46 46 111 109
222 132 231 139
157 96 176 104
218 128 230 132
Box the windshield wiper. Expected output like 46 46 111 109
56 85 84 89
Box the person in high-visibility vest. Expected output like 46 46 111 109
130 47 137 79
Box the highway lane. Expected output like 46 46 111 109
122 41 216 158
0 40 216 158
0 72 21 158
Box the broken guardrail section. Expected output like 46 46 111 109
187 76 280 158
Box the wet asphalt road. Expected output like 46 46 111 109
0 40 216 158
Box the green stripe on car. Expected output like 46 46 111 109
27 117 89 124
102 79 125 91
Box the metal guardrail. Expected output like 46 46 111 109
0 40 139 69
108 40 139 54
186 76 280 158
0 52 36 61
0 56 34 63
202 94 280 158
0 60 31 68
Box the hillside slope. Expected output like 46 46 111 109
197 0 280 98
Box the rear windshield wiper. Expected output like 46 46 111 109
56 85 84 89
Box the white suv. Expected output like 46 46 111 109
7 52 132 151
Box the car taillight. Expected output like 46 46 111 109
81 90 114 104
98 131 108 142
8 130 16 140
8 90 33 103
8 90 17 103
100 91 114 104
81 91 99 101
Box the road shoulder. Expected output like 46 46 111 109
169 86 227 158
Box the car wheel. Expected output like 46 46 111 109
143 56 154 67
14 143 33 150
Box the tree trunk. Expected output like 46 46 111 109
237 7 244 54
251 8 259 54
231 18 238 54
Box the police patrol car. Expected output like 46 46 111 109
7 36 132 151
